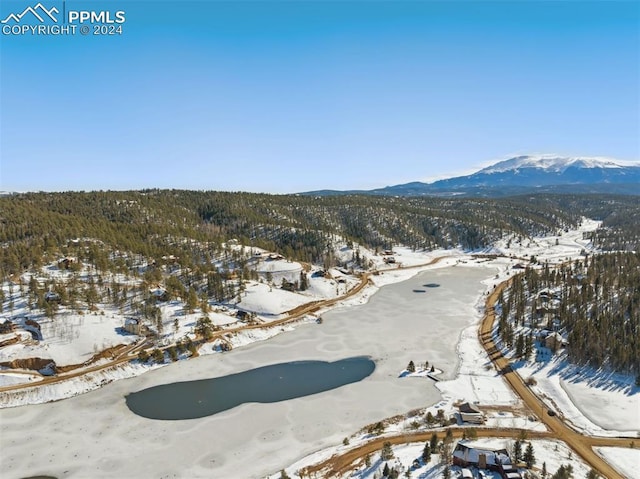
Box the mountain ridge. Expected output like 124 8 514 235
303 155 640 197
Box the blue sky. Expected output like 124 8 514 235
1 0 638 193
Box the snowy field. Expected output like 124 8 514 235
0 310 139 366
595 447 640 479
518 358 640 436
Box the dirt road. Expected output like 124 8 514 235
0 255 445 395
301 273 631 479
301 428 556 478
479 279 629 479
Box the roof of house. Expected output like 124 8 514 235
458 402 481 414
453 443 512 466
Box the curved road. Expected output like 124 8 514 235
299 272 632 479
0 255 446 395
1 257 632 477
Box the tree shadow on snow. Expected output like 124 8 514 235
546 358 638 396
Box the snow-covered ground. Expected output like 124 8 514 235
0 218 636 478
0 310 138 366
518 357 639 436
595 447 640 479
0 263 491 478
0 371 43 387
269 437 595 479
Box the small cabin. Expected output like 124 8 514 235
57 256 78 270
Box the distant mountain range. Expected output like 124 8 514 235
304 155 640 197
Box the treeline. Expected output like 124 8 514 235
519 194 640 251
499 252 640 375
1 190 638 280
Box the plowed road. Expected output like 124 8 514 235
299 274 633 479
0 257 444 394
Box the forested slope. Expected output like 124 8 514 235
1 191 638 278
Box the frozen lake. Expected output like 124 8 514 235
0 265 490 479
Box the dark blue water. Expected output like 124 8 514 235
125 357 375 420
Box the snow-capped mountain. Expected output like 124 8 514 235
304 155 640 197
478 155 631 174
429 155 640 191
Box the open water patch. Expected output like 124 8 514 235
126 356 375 420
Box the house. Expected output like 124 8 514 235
460 412 485 424
57 256 78 269
457 402 484 424
149 287 169 302
458 402 481 414
452 442 512 471
544 332 565 352
124 318 143 335
384 256 396 264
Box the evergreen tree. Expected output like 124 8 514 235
523 442 535 468
185 287 198 314
426 411 435 425
445 428 453 444
138 349 150 362
168 345 178 361
513 440 522 462
421 441 431 463
152 348 164 363
381 441 394 460
430 432 439 453
299 271 308 291
383 463 390 477
407 360 416 373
